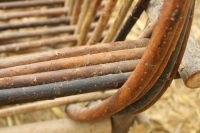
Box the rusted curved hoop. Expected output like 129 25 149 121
66 0 191 122
136 1 195 113
116 0 194 115
133 0 192 101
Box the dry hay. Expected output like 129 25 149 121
0 0 199 133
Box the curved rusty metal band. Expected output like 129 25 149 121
116 0 194 115
66 0 188 122
134 0 192 101
115 0 150 41
136 0 195 113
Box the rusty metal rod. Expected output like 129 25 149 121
0 60 139 89
0 39 148 69
74 0 91 34
0 16 70 31
0 22 101 41
0 7 69 20
0 47 146 78
86 0 118 45
102 0 134 43
0 72 131 106
0 0 65 9
76 0 103 46
0 11 102 31
0 34 79 52
0 29 108 52
70 0 83 25
115 0 151 41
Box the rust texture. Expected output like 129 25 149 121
0 39 148 69
0 47 145 78
0 72 131 106
135 0 191 100
86 0 118 45
117 0 194 115
137 2 194 112
0 60 139 89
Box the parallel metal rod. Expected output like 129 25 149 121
0 16 70 31
76 0 103 46
0 11 102 31
0 47 146 78
0 72 131 106
0 60 139 89
0 29 108 52
86 0 118 45
0 0 65 9
0 39 149 69
0 7 69 20
0 22 101 41
102 0 134 43
0 34 79 52
70 0 83 25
